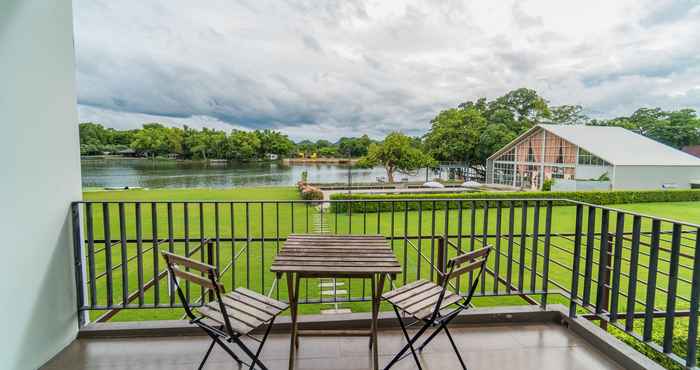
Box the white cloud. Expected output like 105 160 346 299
73 0 700 140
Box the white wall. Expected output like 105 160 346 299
613 166 700 190
575 165 612 180
551 179 611 191
0 1 82 369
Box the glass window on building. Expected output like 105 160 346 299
493 162 515 185
577 148 610 166
494 148 515 162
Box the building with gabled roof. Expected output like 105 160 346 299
486 124 700 190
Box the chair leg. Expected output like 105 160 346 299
232 336 268 370
384 306 428 370
418 310 459 351
417 325 444 352
249 318 275 370
209 332 244 365
198 338 217 370
443 326 467 370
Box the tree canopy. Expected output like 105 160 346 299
79 123 295 161
423 88 700 179
590 108 700 149
357 132 436 183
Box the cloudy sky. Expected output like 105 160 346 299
73 0 700 141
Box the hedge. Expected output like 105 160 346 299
328 189 700 213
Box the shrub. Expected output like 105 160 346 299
328 189 700 213
542 179 553 191
300 186 323 201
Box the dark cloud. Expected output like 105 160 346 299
73 0 700 140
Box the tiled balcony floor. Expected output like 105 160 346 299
42 322 623 370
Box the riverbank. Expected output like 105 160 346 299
282 157 358 164
81 157 426 189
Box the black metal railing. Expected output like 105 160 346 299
71 198 700 368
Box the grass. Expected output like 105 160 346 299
81 188 700 369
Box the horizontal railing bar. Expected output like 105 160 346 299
73 198 700 228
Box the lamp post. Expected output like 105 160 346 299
347 149 352 194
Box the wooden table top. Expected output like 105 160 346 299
270 234 402 278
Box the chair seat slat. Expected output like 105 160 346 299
386 283 439 305
395 286 444 311
224 292 280 317
197 306 254 335
205 302 263 329
414 294 463 320
220 296 274 322
381 279 430 300
236 287 289 311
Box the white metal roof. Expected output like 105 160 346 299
488 124 700 166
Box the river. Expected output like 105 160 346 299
81 158 429 189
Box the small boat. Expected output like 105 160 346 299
423 181 445 188
104 186 144 190
461 181 481 188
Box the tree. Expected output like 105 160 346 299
590 108 700 149
656 109 700 148
318 146 338 157
130 123 170 157
357 132 435 183
485 88 551 132
423 107 485 165
338 135 372 157
254 130 295 158
549 105 589 125
228 130 261 161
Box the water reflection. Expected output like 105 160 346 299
81 159 428 189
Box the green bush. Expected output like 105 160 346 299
542 179 553 191
328 189 700 213
300 187 324 201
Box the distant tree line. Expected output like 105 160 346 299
79 123 296 160
80 87 700 181
79 122 375 161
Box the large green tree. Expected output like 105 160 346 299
357 132 435 183
424 88 550 178
591 108 700 148
254 130 295 158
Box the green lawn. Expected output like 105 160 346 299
80 188 700 369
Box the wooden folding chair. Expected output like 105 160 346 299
381 246 492 370
162 251 288 370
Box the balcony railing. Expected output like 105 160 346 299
71 198 700 369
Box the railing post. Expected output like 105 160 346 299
436 236 446 285
71 203 89 327
686 228 700 368
600 233 614 330
569 204 584 318
540 201 552 310
207 240 215 302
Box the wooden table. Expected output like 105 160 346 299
270 234 402 370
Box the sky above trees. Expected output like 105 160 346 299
74 0 700 141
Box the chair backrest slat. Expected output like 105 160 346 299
449 246 491 266
446 257 486 280
162 251 215 273
423 245 491 323
171 266 223 292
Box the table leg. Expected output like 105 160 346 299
371 273 386 370
286 272 298 370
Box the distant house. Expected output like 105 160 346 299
682 145 700 158
486 124 700 190
116 148 138 157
